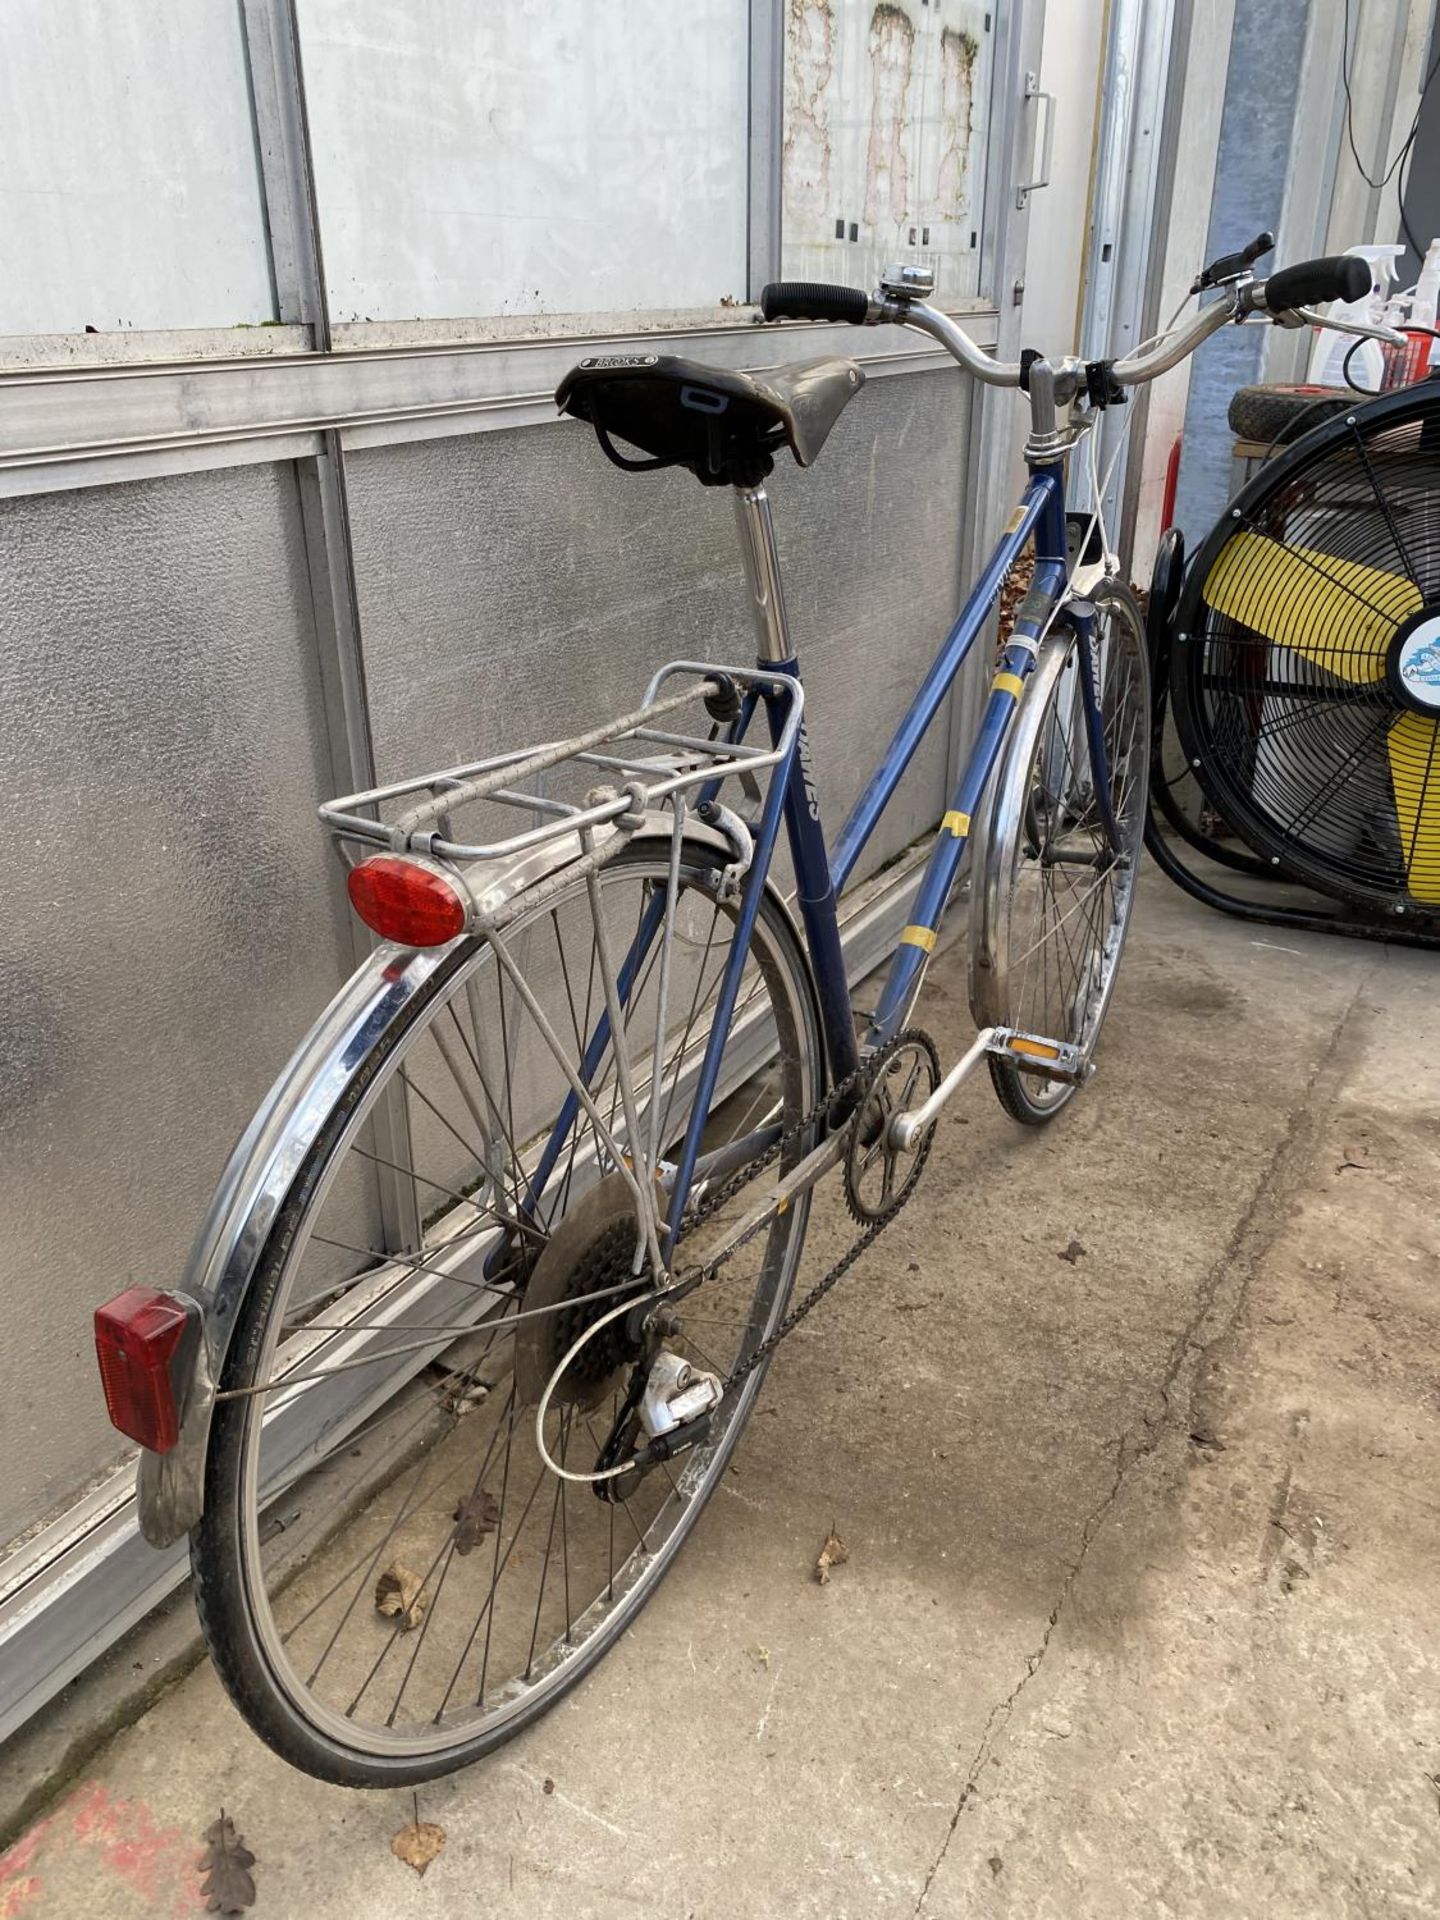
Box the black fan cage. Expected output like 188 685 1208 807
1171 380 1440 916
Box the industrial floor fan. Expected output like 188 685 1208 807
1147 372 1440 948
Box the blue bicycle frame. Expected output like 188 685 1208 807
530 451 1104 1257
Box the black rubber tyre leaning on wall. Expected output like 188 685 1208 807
1226 383 1352 449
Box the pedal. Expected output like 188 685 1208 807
986 1027 1092 1084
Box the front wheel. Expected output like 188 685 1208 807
191 838 823 1785
969 579 1150 1124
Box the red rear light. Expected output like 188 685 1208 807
347 857 468 947
94 1287 193 1453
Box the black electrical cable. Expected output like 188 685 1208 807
1340 325 1440 396
1342 0 1440 192
1341 335 1382 395
1398 135 1424 256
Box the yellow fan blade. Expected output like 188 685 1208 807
1388 712 1440 903
1205 530 1419 685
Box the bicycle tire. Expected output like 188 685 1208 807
1227 383 1352 448
192 838 823 1785
969 579 1150 1125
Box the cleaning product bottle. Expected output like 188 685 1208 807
1306 243 1405 389
1410 237 1440 373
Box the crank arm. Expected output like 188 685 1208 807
887 1024 1093 1150
887 1026 996 1152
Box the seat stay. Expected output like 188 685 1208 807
488 687 802 1270
766 662 862 1090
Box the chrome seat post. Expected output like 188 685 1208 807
732 484 794 663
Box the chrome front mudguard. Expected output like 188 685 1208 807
137 814 745 1548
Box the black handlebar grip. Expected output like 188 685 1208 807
759 281 871 324
1263 254 1372 313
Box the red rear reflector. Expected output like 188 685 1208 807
347 857 467 947
94 1287 190 1453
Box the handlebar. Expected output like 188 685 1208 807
1252 254 1372 314
759 278 1023 385
759 282 873 326
758 250 1386 396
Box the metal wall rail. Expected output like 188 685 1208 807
0 315 996 498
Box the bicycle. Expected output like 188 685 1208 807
94 248 1363 1784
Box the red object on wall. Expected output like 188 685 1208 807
1160 432 1183 533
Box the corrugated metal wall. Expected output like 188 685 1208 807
0 466 362 1541
350 371 973 846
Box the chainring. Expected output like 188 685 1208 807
843 1029 942 1226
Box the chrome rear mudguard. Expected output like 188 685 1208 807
137 939 451 1546
137 815 747 1547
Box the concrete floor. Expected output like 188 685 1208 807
2 875 1438 1918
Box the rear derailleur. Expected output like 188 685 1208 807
591 1305 724 1505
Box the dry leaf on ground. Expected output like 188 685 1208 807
1058 1239 1087 1264
1339 1143 1372 1171
199 1812 256 1914
815 1527 849 1585
375 1562 428 1630
452 1487 502 1554
392 1820 447 1876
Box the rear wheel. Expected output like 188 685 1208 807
192 839 822 1785
969 580 1149 1124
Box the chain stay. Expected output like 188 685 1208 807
667 1027 939 1391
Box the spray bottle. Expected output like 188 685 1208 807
1306 243 1406 389
1410 238 1440 373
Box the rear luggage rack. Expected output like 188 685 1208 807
319 660 803 871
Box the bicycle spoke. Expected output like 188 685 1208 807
986 597 1146 1112
216 841 817 1765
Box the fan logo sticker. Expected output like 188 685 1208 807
1397 616 1440 710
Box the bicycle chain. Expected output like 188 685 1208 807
666 1027 938 1392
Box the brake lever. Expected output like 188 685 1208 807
1192 229 1275 294
1291 304 1407 347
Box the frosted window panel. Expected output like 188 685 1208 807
783 0 994 303
0 0 273 336
300 0 751 324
